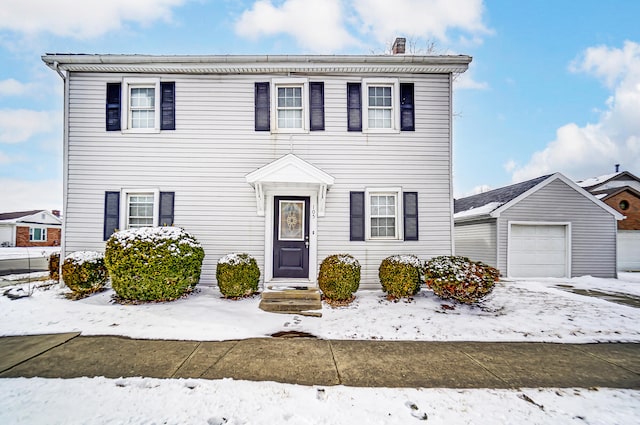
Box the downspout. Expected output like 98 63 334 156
448 72 455 256
52 61 69 287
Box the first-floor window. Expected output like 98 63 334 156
366 188 402 240
29 227 47 242
370 194 397 238
127 193 155 228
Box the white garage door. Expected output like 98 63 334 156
509 224 568 278
618 230 640 271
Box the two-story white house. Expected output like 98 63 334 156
43 44 471 289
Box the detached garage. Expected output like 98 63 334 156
454 173 623 278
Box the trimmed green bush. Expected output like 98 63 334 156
62 251 108 295
424 256 500 304
378 255 422 298
105 227 205 301
318 254 361 301
49 251 60 281
216 253 260 298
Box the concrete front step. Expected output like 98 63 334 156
259 288 322 317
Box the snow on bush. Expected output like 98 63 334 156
378 255 422 299
105 227 205 302
62 251 108 295
318 254 361 302
216 253 260 298
424 256 499 304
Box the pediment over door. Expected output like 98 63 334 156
245 154 335 216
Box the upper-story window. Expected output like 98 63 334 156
348 80 414 133
129 86 156 129
255 80 324 133
277 85 303 129
106 80 175 133
367 86 393 129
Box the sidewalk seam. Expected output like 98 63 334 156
0 332 81 375
198 340 241 378
459 349 513 388
572 345 640 376
170 342 202 378
327 340 343 385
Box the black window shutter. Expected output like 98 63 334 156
350 191 365 241
159 192 175 226
309 82 325 131
400 83 415 131
403 192 419 241
347 83 362 132
103 191 120 241
106 83 121 131
160 82 175 130
255 82 270 131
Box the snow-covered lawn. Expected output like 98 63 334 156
1 274 639 343
1 273 639 424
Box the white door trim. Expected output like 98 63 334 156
264 188 318 286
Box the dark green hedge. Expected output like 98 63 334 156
216 253 260 298
62 251 108 294
379 255 422 298
318 254 361 301
105 227 205 301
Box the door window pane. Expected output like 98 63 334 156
279 200 304 240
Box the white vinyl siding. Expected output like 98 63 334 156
454 221 497 267
64 72 452 288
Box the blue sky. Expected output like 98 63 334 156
1 0 639 211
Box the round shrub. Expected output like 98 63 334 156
105 226 205 301
318 254 361 301
378 255 422 298
424 256 500 304
216 253 260 298
49 251 60 281
62 251 108 295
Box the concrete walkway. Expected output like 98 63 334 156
0 333 638 389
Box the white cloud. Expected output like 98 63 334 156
0 0 186 39
0 151 12 165
352 0 490 44
454 71 488 90
234 0 357 53
0 79 37 96
511 41 640 183
503 159 517 173
0 178 62 212
0 109 59 144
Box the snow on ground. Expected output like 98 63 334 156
0 247 59 260
1 275 639 342
1 377 637 425
1 274 639 424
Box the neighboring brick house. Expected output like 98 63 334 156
0 210 62 247
577 170 640 271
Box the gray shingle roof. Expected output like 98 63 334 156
454 175 552 214
0 210 42 221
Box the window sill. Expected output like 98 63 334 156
121 128 161 135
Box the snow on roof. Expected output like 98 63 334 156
453 202 504 220
576 172 620 188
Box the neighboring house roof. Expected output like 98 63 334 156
454 173 624 221
0 210 62 225
0 210 42 221
590 185 640 201
577 171 640 190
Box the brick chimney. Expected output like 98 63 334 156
52 210 61 217
392 37 406 54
